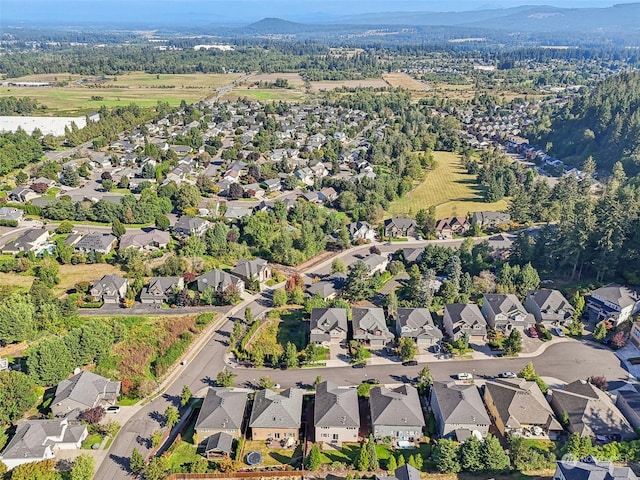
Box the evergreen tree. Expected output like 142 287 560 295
460 436 483 472
357 441 370 471
386 454 397 471
27 336 74 385
180 385 192 407
434 439 461 473
482 434 510 472
366 434 379 471
306 443 322 471
397 454 406 467
593 322 607 341
129 449 144 474
503 328 523 356
284 342 298 368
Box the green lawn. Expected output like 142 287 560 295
81 433 103 450
387 151 509 219
319 442 431 469
225 89 306 102
242 440 303 467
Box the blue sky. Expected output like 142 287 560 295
0 0 624 25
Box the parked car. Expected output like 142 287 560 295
457 372 473 380
498 371 517 378
430 344 441 354
527 326 539 338
106 406 120 414
402 360 418 367
363 378 380 385
352 362 366 369
552 327 566 337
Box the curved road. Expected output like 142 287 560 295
95 237 628 479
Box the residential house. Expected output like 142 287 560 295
1 228 50 255
249 388 303 443
470 211 511 229
361 253 389 276
231 258 271 286
305 274 345 300
436 217 470 239
400 248 423 265
369 385 425 441
383 465 423 480
263 178 282 192
318 187 338 203
203 432 234 460
383 218 417 238
554 458 637 480
140 277 184 304
525 290 575 327
587 284 640 326
314 381 360 446
310 308 348 346
550 380 635 440
51 371 121 418
195 269 245 295
443 303 487 342
347 221 377 242
173 216 210 237
396 308 443 347
89 274 129 304
0 207 23 223
352 307 394 348
118 229 170 252
195 387 248 440
295 167 314 185
7 187 39 203
481 294 535 332
430 381 491 441
483 378 563 439
30 177 56 188
615 384 640 430
74 233 117 254
0 418 87 470
224 206 254 220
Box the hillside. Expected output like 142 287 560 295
537 71 640 173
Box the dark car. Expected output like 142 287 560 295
363 378 380 384
352 362 366 369
402 360 418 366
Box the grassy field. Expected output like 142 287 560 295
0 261 122 296
309 79 389 91
244 72 306 87
387 151 509 219
0 72 240 115
222 88 306 102
383 73 430 91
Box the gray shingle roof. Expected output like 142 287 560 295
352 307 393 342
314 381 360 429
195 388 248 432
75 233 116 251
53 371 120 414
556 459 637 480
527 289 575 322
591 284 640 309
431 381 490 427
396 308 443 341
369 385 425 428
551 380 635 438
483 293 529 317
1 419 86 461
196 269 244 293
484 378 562 431
249 388 303 429
310 308 348 343
204 432 234 455
445 303 486 329
119 229 170 250
231 258 269 279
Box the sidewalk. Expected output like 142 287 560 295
226 337 576 370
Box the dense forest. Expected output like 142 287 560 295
533 72 640 174
0 130 44 177
0 97 45 116
509 158 640 285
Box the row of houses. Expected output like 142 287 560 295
89 258 271 304
309 290 574 350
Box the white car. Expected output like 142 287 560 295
457 372 473 380
498 371 517 378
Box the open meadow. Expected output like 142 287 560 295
0 72 241 115
309 78 389 91
383 72 430 91
387 151 509 219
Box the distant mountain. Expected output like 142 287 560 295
243 17 310 34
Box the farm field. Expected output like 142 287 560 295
309 78 389 91
383 72 430 91
0 72 241 115
387 151 509 219
243 72 306 87
222 88 306 102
